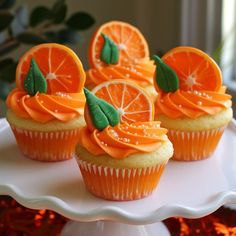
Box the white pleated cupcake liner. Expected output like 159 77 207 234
168 126 225 161
10 125 80 161
76 158 166 201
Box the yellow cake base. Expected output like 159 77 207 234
76 139 173 169
6 109 85 131
155 108 233 131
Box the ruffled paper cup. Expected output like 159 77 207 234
167 126 226 161
76 158 166 201
10 125 80 162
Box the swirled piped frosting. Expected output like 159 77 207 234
78 121 168 159
155 88 232 119
6 88 85 123
86 60 155 88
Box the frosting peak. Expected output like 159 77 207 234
155 88 232 119
78 121 168 159
6 88 85 123
86 59 155 88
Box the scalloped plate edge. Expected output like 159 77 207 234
1 182 236 224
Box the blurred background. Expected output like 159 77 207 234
0 0 236 116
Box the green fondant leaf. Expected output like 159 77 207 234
24 59 47 96
100 33 119 65
110 42 119 64
153 55 179 92
84 88 120 130
89 102 109 130
24 66 34 95
100 34 112 64
97 99 119 127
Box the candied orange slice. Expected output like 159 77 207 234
161 46 222 91
89 21 149 68
16 43 85 94
91 80 154 123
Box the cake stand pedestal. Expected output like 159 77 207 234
0 119 236 236
61 221 170 236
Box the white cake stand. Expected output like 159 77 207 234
0 118 236 236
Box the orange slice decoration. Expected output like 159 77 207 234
89 21 150 68
161 46 222 91
91 80 154 123
16 43 86 94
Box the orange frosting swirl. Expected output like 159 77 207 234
86 60 155 88
78 121 168 159
6 88 85 123
155 87 232 119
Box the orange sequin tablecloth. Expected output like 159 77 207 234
0 196 236 236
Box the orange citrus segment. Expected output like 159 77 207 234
161 46 222 91
16 43 86 94
89 21 149 68
91 80 154 123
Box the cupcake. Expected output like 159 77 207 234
6 43 86 161
153 46 233 161
85 21 157 100
75 82 173 201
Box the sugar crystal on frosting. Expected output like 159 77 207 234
55 92 72 99
123 138 128 143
